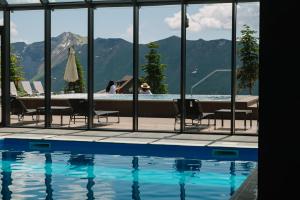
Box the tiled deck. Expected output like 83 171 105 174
8 115 259 135
0 127 258 148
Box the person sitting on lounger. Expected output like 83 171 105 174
139 83 152 94
106 80 118 94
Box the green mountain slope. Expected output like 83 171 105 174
11 32 258 95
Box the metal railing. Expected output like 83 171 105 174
190 69 231 96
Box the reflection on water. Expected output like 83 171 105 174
132 157 140 200
0 151 256 200
45 153 53 200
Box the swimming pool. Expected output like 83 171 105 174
0 139 257 200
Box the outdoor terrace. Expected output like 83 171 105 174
7 116 258 134
0 127 258 148
3 93 258 134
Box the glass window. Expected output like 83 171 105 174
10 10 44 127
138 5 181 132
48 0 84 3
93 7 133 130
6 0 40 4
51 9 87 128
186 3 232 134
0 11 3 26
236 2 259 134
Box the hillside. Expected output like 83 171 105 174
11 32 258 95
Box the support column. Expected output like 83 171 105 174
231 0 237 135
180 2 187 132
133 1 139 131
87 6 94 129
1 10 11 127
132 157 140 199
45 8 52 127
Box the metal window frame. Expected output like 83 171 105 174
87 2 94 128
44 7 52 127
231 0 237 134
180 1 186 132
0 0 258 10
1 9 11 127
0 0 259 135
133 0 139 131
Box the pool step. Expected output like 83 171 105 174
29 142 51 150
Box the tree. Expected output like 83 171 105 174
237 25 259 95
0 53 25 95
65 54 85 93
10 54 26 93
140 42 168 94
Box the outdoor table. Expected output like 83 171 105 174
36 106 72 126
214 109 252 130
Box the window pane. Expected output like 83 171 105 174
138 5 181 132
51 9 87 128
48 0 84 3
236 2 259 134
6 0 40 4
186 3 232 134
93 7 133 130
0 11 3 25
10 10 44 127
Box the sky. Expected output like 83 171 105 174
0 2 259 44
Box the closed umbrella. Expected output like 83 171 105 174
64 47 79 82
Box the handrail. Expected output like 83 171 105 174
190 69 231 96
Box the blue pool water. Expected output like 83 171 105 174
0 139 257 200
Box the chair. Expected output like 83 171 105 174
68 99 120 125
21 81 34 96
173 99 214 130
10 97 37 121
33 81 45 95
10 82 18 97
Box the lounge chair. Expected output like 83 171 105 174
68 99 120 125
173 98 214 130
21 81 34 96
115 75 133 93
10 97 37 121
33 81 45 95
10 82 18 97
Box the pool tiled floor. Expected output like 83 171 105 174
0 127 258 148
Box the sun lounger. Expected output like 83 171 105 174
21 81 34 96
10 82 18 97
173 99 214 130
33 81 45 95
68 99 120 125
10 97 37 121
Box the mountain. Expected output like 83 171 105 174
11 32 258 95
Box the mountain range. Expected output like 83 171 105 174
11 32 258 95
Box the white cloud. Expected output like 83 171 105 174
164 12 181 30
165 3 259 33
165 4 232 32
0 19 31 43
126 24 133 38
121 24 133 42
11 21 19 38
237 3 260 30
0 19 19 38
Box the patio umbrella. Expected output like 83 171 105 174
64 47 79 82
